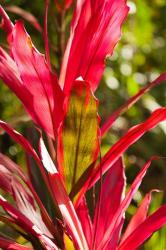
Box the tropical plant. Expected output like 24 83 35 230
0 1 166 249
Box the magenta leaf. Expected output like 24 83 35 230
92 157 125 249
118 204 166 250
76 197 92 248
0 154 61 240
0 9 64 138
60 0 129 93
0 236 32 250
89 108 166 188
97 157 159 250
0 195 58 250
39 138 88 250
121 190 159 243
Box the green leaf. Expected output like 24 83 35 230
57 80 100 198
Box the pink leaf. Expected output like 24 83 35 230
60 0 129 93
0 158 53 238
0 236 32 250
0 152 58 239
121 190 159 243
105 218 124 250
92 157 125 249
97 156 158 250
0 195 58 250
118 204 166 250
76 197 92 248
0 120 55 207
0 10 64 138
39 138 88 250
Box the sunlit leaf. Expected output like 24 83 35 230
57 80 100 197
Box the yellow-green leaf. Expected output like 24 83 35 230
64 233 75 250
57 80 100 198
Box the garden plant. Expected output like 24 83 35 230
0 0 166 249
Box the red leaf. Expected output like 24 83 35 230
0 120 56 212
97 157 158 250
0 195 58 250
60 0 129 93
92 157 125 249
0 236 32 250
105 218 124 250
121 190 159 244
118 204 166 250
0 152 59 239
39 138 88 250
89 108 166 188
0 152 27 181
76 197 92 248
101 72 166 137
0 10 64 138
0 156 53 239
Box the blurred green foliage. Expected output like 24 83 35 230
0 0 166 248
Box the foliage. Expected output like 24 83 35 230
0 1 166 249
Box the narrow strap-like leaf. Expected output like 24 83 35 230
97 157 159 250
76 197 93 248
0 236 32 250
0 195 58 250
39 138 89 250
118 204 166 250
101 72 166 136
120 190 159 243
92 157 125 249
89 108 166 188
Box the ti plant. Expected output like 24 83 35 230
0 1 166 249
